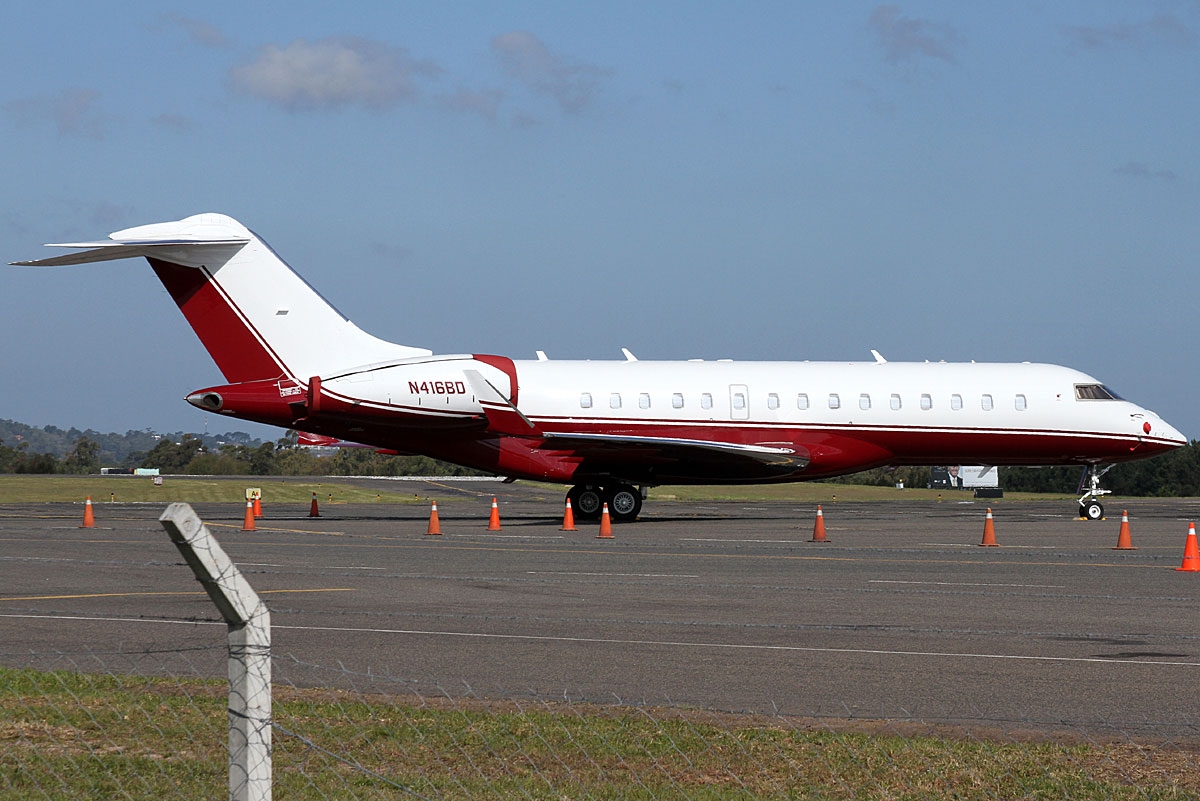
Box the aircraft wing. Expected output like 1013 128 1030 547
540 431 809 480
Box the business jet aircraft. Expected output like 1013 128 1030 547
15 213 1186 522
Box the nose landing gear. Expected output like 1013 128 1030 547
1078 465 1113 520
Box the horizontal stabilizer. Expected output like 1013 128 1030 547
12 213 432 384
12 239 249 268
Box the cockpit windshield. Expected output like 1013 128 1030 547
1074 384 1123 401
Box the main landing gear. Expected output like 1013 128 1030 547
567 483 644 523
1077 464 1114 520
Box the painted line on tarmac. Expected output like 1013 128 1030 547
920 542 1059 549
236 563 386 570
264 626 1200 668
528 571 701 578
683 538 812 544
870 580 1067 589
6 613 1197 668
456 535 567 540
0 588 354 602
207 522 349 536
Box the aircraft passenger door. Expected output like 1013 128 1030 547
729 384 749 420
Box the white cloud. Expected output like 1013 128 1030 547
868 5 959 65
491 31 609 114
230 36 441 111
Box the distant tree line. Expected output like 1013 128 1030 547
0 430 483 477
0 419 482 476
2 417 1198 492
824 442 1200 496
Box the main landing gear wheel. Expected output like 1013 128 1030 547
566 483 644 523
567 485 604 520
606 484 643 523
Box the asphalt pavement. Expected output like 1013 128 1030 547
3 482 1199 738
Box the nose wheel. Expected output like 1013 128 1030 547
1077 465 1113 520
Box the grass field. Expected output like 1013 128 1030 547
1 667 1192 800
0 474 1078 506
0 475 428 505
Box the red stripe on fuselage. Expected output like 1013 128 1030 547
149 258 284 383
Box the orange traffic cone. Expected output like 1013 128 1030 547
597 502 613 539
309 492 320 518
80 496 95 529
487 497 502 531
1176 522 1200 572
560 499 577 531
1113 511 1136 550
810 504 828 542
979 508 997 546
241 500 256 532
426 502 442 535
253 496 263 518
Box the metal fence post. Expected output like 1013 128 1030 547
159 502 271 801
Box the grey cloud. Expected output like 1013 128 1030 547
230 36 442 111
3 88 107 139
157 13 230 49
1063 14 1196 50
491 31 609 114
868 5 959 65
440 87 505 122
151 113 199 133
1115 161 1178 182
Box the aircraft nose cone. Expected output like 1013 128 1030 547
1143 414 1187 447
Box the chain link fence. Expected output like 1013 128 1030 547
4 646 1200 799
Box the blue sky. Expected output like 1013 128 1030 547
3 2 1198 442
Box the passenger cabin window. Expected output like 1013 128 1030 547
951 394 963 411
732 392 746 410
609 393 622 409
920 393 932 410
981 394 994 411
1075 384 1121 400
580 392 593 409
890 393 901 410
701 393 713 410
767 393 780 410
671 393 684 409
797 393 809 410
828 393 841 410
859 393 871 410
1015 394 1027 411
638 393 651 409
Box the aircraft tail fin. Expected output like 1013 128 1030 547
14 213 430 383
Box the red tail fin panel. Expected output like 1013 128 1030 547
149 258 284 383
